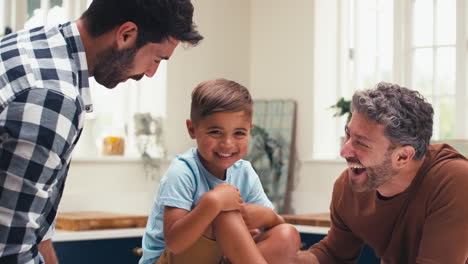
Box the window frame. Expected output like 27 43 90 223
314 0 466 160
398 0 465 139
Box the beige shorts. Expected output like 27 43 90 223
155 236 231 264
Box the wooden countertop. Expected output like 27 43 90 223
56 211 148 231
281 213 331 227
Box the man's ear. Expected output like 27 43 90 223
115 22 138 49
393 145 415 169
250 122 254 129
186 119 196 139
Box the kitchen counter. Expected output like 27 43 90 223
282 213 331 227
53 227 145 242
52 225 329 242
52 212 331 242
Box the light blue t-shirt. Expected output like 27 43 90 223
139 148 273 264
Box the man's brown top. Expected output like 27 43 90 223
310 144 468 263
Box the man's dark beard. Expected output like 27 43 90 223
350 150 398 192
93 44 141 88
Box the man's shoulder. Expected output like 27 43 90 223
0 25 81 107
413 147 468 212
423 144 468 188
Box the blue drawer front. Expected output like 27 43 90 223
300 233 380 264
54 237 142 264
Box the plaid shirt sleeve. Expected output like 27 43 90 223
0 87 82 263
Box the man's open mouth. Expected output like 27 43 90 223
350 165 366 175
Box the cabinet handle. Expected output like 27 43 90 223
133 247 143 256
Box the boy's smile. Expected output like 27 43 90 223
186 111 253 180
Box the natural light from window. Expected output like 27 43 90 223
313 0 461 160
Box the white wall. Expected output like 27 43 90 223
250 0 346 213
60 159 167 214
61 0 253 214
62 0 348 215
165 0 251 157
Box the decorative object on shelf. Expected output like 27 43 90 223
133 113 165 180
247 124 285 192
331 97 352 123
102 136 125 155
245 100 297 214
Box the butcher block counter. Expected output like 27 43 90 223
54 211 148 242
56 211 148 231
281 213 331 227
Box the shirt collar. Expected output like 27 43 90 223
60 21 93 113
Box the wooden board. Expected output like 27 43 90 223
56 211 148 231
281 213 331 227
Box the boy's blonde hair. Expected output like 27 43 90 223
190 79 253 123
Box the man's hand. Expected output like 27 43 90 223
211 183 243 212
38 239 59 264
293 250 320 264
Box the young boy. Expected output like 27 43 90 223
139 79 301 264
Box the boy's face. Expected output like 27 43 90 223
186 111 253 180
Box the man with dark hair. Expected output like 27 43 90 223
294 83 468 263
0 0 203 263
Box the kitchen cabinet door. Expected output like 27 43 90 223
54 237 142 264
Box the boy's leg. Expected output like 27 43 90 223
254 224 302 264
213 211 268 264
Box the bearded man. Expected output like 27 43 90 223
0 1 203 263
295 82 468 264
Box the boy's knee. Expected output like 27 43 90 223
212 210 244 229
274 224 301 251
215 210 243 220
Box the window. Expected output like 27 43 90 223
24 0 67 29
0 1 5 36
410 0 457 139
313 0 465 159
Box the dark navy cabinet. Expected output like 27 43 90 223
300 233 380 264
54 237 142 264
53 233 379 264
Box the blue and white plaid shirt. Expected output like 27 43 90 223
0 22 92 263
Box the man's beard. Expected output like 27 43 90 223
92 44 144 88
350 150 399 192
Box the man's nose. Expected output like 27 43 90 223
145 63 159 77
340 137 354 158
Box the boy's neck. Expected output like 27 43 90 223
196 150 227 180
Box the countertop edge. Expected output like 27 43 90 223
293 225 330 235
53 228 145 242
52 225 329 242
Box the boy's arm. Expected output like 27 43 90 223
163 183 242 254
240 203 284 230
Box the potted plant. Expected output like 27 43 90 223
331 97 352 123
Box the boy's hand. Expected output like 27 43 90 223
212 183 243 212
